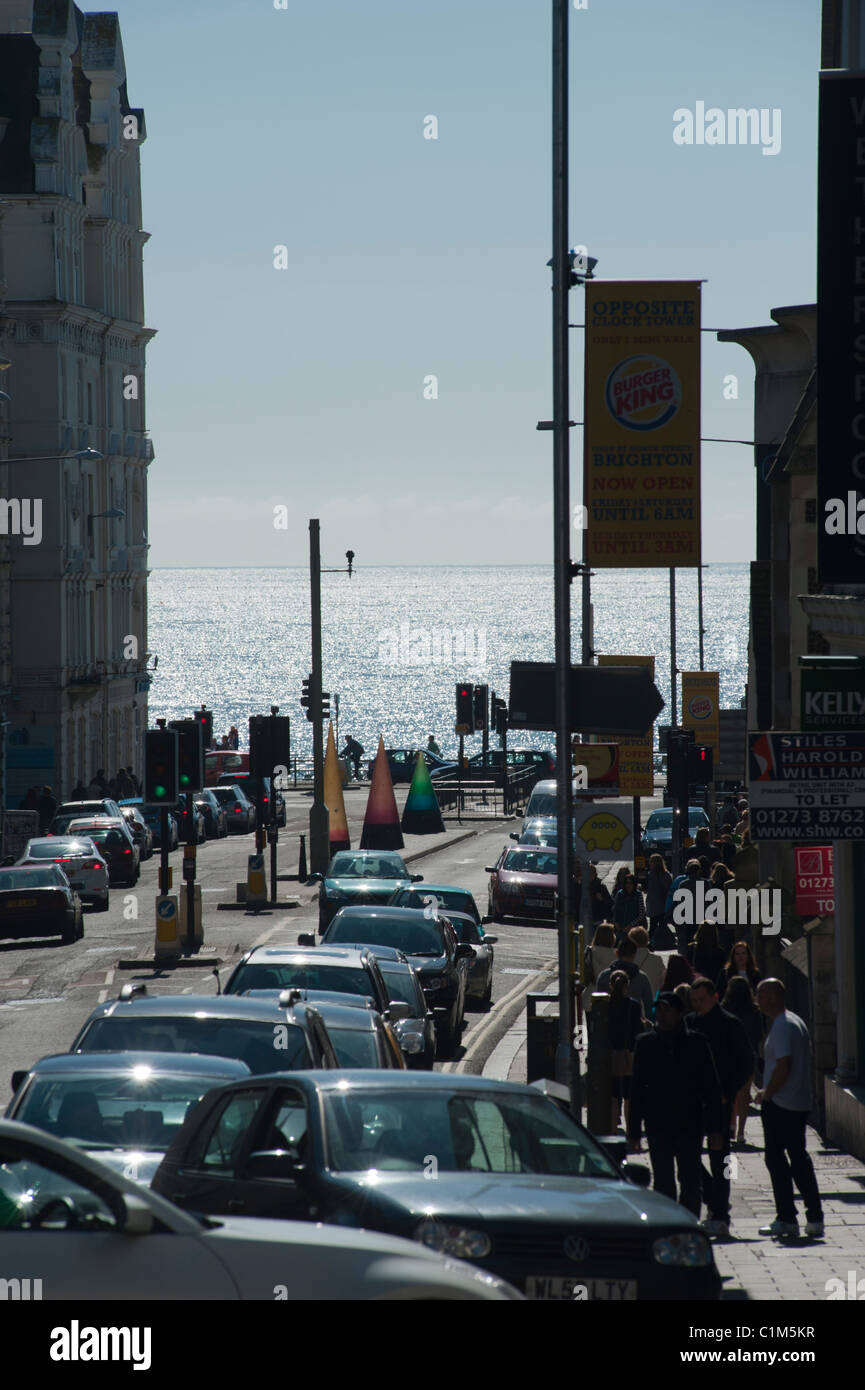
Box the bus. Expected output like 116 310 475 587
204 750 249 787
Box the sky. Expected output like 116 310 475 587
110 0 820 568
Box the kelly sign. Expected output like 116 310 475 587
794 845 835 916
801 665 865 731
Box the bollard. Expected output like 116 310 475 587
526 993 558 1083
153 895 181 962
298 833 307 882
585 992 614 1137
246 853 267 912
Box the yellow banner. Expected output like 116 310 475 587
681 671 720 756
583 281 701 567
597 655 655 795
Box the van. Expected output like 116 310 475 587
523 778 581 822
205 750 249 787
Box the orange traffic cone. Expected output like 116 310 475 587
324 721 350 852
360 736 404 850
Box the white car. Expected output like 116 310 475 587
0 1120 521 1301
16 836 110 911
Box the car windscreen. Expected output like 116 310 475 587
77 1017 309 1073
25 840 91 859
210 788 240 804
228 962 376 998
378 967 422 1011
524 792 557 817
395 888 476 918
14 1072 237 1152
328 855 406 879
502 851 557 875
328 917 444 955
78 829 125 847
0 868 60 890
322 1090 619 1177
646 811 673 829
325 1026 381 1069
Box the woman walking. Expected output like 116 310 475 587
716 941 762 997
644 853 673 949
722 975 763 1145
607 969 645 1133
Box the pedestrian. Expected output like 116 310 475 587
686 921 726 983
607 969 646 1133
87 769 107 797
595 938 654 1021
706 862 737 953
694 826 721 865
126 766 141 796
342 735 364 780
36 785 57 832
612 866 631 898
587 864 613 925
627 925 666 996
71 779 88 799
755 979 824 1238
20 785 40 811
115 767 133 800
426 735 441 756
612 872 647 939
716 940 761 997
719 795 739 830
229 726 239 750
627 991 724 1217
687 977 755 1237
714 832 737 871
644 852 673 948
673 981 693 1010
661 952 694 994
668 858 705 954
582 922 617 1014
722 975 764 1145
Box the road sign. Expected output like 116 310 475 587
748 731 865 840
794 845 835 916
154 895 180 960
571 801 634 861
682 671 720 757
572 741 620 797
597 655 655 795
508 662 664 735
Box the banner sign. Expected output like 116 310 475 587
817 73 865 585
794 845 835 916
681 671 720 757
748 731 865 839
572 801 634 861
583 280 701 568
597 654 655 795
801 664 865 731
571 741 620 797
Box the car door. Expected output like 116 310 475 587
213 1086 315 1221
164 1085 269 1215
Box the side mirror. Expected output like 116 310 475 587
297 933 316 948
10 1070 27 1093
509 832 519 841
121 1193 155 1236
245 1148 303 1180
484 867 496 874
387 1000 412 1022
455 942 475 960
622 1159 652 1188
307 872 323 885
410 873 424 883
483 935 498 944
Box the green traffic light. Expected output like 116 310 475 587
180 773 190 786
154 784 166 799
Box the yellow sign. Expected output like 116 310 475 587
681 671 720 757
597 654 656 795
583 281 701 567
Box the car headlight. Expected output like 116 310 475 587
398 1032 423 1054
415 1220 492 1260
652 1233 712 1267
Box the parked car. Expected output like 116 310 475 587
310 850 423 933
47 799 123 836
388 882 482 924
204 748 249 787
217 773 286 826
5 1052 252 1186
366 748 456 783
69 987 340 1074
140 802 180 850
66 818 140 887
194 788 229 839
641 806 711 864
151 1071 720 1300
432 748 555 791
209 784 256 834
319 906 473 1057
0 864 83 944
118 804 154 860
223 946 394 1019
0 1119 519 1300
486 846 558 923
441 911 496 1008
312 1001 405 1070
13 836 109 911
171 794 206 845
376 958 437 1069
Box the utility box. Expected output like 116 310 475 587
526 993 558 1083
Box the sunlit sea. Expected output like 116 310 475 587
147 565 749 761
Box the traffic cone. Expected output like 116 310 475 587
324 721 350 852
401 750 445 834
360 736 404 849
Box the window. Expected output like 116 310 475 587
198 1091 263 1173
256 1090 308 1153
0 1149 117 1232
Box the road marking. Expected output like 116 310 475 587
442 958 556 1073
97 989 108 1003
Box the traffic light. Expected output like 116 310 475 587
168 720 204 793
249 714 291 781
145 727 179 804
321 690 330 720
455 682 474 734
195 705 213 749
301 675 312 720
473 684 488 732
666 732 690 806
688 744 713 787
491 693 508 739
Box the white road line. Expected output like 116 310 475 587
97 989 108 1004
443 958 556 1073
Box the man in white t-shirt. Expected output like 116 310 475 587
754 978 823 1239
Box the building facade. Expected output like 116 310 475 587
0 0 152 814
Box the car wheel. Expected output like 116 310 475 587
60 917 76 945
436 1018 456 1059
95 894 110 912
480 978 492 1009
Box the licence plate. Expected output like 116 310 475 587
5 898 38 908
525 897 547 908
526 1276 637 1301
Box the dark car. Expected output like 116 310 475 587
365 748 456 783
312 1001 405 1070
223 946 393 1018
486 846 558 923
65 818 140 887
117 804 154 860
139 802 180 851
5 1051 252 1186
376 959 436 1070
0 864 83 945
217 773 286 827
152 1071 721 1301
194 788 229 839
439 911 496 1009
640 807 710 864
69 987 340 1074
311 850 423 934
210 784 256 834
171 794 206 845
320 906 473 1057
388 882 482 925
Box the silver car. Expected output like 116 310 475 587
443 911 496 1008
377 958 437 1069
15 836 110 911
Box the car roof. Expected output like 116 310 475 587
21 1052 251 1077
214 1070 558 1100
332 906 435 924
395 883 471 895
304 941 407 962
311 1002 381 1029
68 817 125 827
80 993 323 1024
329 850 405 862
23 836 94 848
242 946 375 967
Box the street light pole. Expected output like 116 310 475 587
552 0 579 1114
309 519 328 875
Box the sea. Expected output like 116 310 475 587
147 564 749 762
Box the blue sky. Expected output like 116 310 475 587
113 0 820 567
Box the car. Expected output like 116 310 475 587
376 958 437 1069
66 818 140 887
117 804 154 860
319 906 473 1057
432 749 555 792
310 850 423 933
0 864 83 944
69 987 340 1074
312 1001 405 1070
223 946 394 1019
388 882 483 924
172 794 207 844
204 748 249 787
366 748 457 783
486 846 558 923
151 1071 720 1301
0 1119 519 1300
209 784 256 833
5 1052 252 1186
14 835 109 911
440 911 496 1009
640 806 711 863
48 798 124 834
194 788 229 839
522 778 585 821
139 802 180 850
217 773 286 826
510 816 578 849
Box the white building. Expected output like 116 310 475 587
0 0 153 809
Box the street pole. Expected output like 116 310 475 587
552 0 579 1115
698 564 706 671
309 519 329 875
669 567 678 726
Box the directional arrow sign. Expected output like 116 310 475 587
508 662 665 736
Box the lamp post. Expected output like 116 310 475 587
308 523 354 875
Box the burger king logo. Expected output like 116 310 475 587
688 696 713 720
604 354 681 432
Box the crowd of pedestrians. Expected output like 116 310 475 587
18 765 142 828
